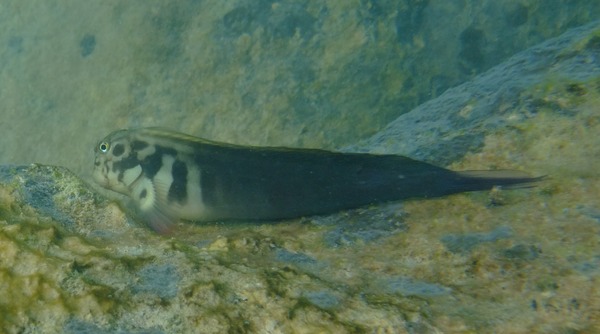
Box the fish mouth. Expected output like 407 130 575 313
92 155 111 188
92 169 108 188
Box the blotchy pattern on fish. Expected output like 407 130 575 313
93 128 542 233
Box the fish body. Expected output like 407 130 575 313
93 128 540 232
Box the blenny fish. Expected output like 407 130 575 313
93 128 541 233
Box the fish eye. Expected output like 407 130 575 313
99 142 110 153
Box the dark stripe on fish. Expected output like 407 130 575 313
168 159 188 205
142 145 178 179
113 155 141 182
131 140 149 151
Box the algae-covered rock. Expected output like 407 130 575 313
352 20 600 165
1 21 600 334
0 164 414 332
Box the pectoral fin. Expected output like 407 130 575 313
130 175 176 234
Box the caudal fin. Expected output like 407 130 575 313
455 170 546 191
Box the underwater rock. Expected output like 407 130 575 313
382 277 450 297
0 164 121 235
441 226 513 254
302 290 341 310
131 264 180 300
0 164 427 332
352 20 600 165
314 203 407 247
502 244 541 261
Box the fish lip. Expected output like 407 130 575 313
92 170 108 188
92 161 109 188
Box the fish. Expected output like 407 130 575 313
93 128 542 233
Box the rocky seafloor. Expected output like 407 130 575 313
1 21 599 333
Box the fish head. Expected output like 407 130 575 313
93 129 145 196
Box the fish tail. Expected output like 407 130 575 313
454 170 546 191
